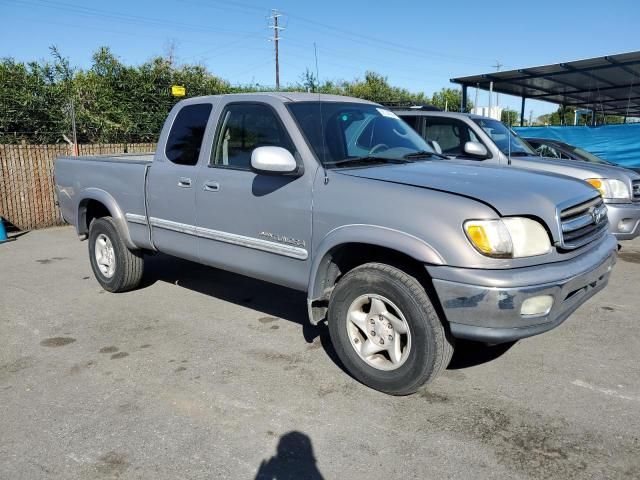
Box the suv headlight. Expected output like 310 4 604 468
464 218 551 258
585 178 629 199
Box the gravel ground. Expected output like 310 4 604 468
1 226 639 479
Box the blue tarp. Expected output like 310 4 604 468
514 124 640 169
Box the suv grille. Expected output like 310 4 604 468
560 196 608 250
632 180 640 201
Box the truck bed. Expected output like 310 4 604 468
55 154 152 248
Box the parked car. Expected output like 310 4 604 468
525 137 640 175
395 109 640 241
55 94 617 395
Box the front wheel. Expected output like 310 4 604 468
88 217 144 292
328 263 453 395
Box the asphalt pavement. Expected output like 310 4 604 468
1 226 639 479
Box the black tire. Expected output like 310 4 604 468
328 262 453 395
88 216 144 293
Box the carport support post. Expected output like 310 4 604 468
461 85 468 113
591 109 597 126
520 97 526 126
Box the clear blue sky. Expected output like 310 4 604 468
2 0 640 118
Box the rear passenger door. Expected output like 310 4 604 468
146 102 214 261
195 101 313 290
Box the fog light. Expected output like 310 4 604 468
617 218 634 233
520 295 554 317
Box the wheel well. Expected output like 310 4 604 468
79 199 111 234
309 243 436 323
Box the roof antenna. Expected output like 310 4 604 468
314 42 329 185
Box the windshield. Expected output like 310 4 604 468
472 118 536 156
572 146 612 165
288 102 433 167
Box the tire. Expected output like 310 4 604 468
328 262 453 395
88 216 144 293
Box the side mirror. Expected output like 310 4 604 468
464 141 488 159
251 146 300 175
427 140 443 154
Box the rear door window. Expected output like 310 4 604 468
165 103 213 166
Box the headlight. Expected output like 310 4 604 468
585 178 629 199
464 218 551 258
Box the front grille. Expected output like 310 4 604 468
632 180 640 201
560 196 608 250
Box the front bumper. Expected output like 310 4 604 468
606 202 640 240
427 234 617 343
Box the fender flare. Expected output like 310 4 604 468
76 188 136 250
306 224 445 323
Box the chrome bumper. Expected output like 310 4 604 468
428 234 618 343
606 202 640 240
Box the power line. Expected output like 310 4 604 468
187 0 494 67
5 0 259 36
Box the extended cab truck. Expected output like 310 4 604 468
55 93 617 395
395 110 640 241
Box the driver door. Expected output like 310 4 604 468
194 101 313 290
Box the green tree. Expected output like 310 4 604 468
501 109 518 126
339 71 429 104
538 106 625 126
430 88 473 112
0 49 442 144
0 52 71 143
299 68 318 92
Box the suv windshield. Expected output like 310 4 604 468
472 118 535 156
288 102 434 167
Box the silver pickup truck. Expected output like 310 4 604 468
55 93 617 395
395 110 640 241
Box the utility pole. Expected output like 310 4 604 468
493 60 503 108
529 109 533 126
474 83 479 114
268 9 284 90
488 81 493 118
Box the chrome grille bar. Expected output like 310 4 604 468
559 196 608 250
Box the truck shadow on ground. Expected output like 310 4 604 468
142 253 316 336
141 253 515 373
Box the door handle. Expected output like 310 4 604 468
178 177 192 188
203 180 220 192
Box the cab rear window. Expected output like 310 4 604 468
165 103 212 166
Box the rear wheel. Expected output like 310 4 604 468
88 217 144 292
328 262 453 395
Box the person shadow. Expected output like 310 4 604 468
255 431 324 480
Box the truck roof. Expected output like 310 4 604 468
176 92 378 105
393 110 491 121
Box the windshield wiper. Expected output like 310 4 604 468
403 150 448 160
327 156 410 168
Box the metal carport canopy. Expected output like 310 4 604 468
450 51 640 123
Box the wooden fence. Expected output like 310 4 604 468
0 143 156 230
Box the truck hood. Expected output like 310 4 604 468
337 160 598 222
508 155 640 182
